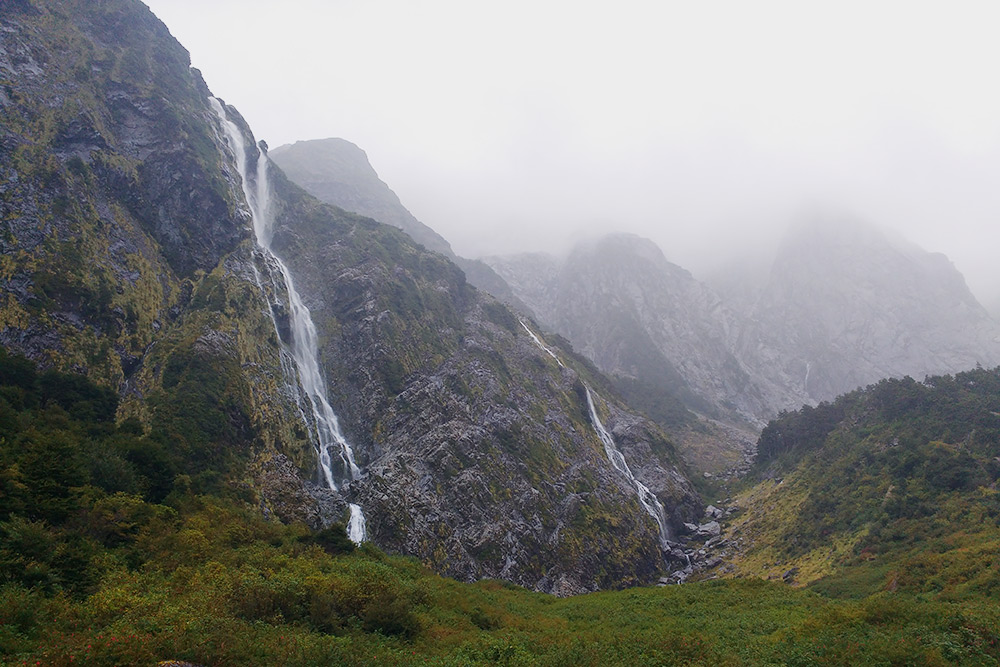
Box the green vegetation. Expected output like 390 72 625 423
7 0 1000 660
1 349 999 664
722 368 1000 603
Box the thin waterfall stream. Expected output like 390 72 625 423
584 387 672 546
520 320 672 546
211 98 366 542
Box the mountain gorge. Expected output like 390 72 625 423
0 0 700 597
5 1 1000 664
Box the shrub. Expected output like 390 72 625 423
362 589 421 639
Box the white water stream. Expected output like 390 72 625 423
518 318 564 367
211 99 366 543
585 387 672 546
519 320 672 546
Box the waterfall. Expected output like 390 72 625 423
348 503 366 543
585 387 672 546
211 98 366 543
519 319 671 547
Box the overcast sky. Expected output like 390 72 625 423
143 0 1000 307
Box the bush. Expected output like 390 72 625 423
362 589 421 639
302 523 356 556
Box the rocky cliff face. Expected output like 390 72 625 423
487 236 772 426
485 236 767 474
269 138 528 313
0 0 321 517
257 166 701 592
2 0 701 594
486 224 1000 451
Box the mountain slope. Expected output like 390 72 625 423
270 138 526 312
255 162 700 591
485 236 765 474
487 235 771 425
488 220 1000 429
270 138 453 256
0 0 316 509
735 214 1000 407
1 0 700 594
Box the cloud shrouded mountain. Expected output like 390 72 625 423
486 218 1000 435
270 137 1000 475
733 214 1000 407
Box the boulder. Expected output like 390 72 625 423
696 521 721 537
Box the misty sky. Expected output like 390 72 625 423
143 0 1000 308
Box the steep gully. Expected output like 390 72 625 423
519 319 672 547
211 99 367 543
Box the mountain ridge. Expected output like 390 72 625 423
486 222 1000 427
270 137 530 315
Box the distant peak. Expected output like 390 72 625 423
780 208 894 251
571 232 675 268
270 138 369 162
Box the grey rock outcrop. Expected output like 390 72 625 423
696 521 721 537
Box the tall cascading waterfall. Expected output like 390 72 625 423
210 98 366 543
519 320 672 546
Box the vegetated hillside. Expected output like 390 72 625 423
708 366 1000 598
270 138 527 312
2 0 703 595
2 348 999 666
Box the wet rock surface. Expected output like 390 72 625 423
254 169 703 592
659 500 743 585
